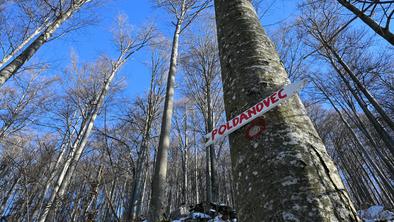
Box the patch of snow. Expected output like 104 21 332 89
282 176 299 186
358 205 394 221
190 212 211 219
282 212 300 222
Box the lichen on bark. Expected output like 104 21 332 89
213 0 360 221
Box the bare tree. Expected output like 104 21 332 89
181 28 224 203
0 0 95 87
37 16 152 222
125 50 165 221
148 0 210 220
336 0 394 44
298 0 394 150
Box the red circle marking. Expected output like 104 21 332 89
245 118 267 140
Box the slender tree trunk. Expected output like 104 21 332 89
129 139 149 220
336 0 394 45
0 177 19 215
205 143 212 202
84 166 103 221
335 95 394 173
323 42 394 131
0 0 91 87
326 55 394 151
38 63 120 222
314 80 394 179
181 115 189 205
104 181 120 222
195 155 199 205
213 0 359 221
0 17 50 68
149 18 182 221
207 85 218 203
181 151 188 204
137 165 149 217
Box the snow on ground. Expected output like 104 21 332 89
358 205 394 221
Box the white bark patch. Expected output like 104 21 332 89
281 176 299 186
282 212 300 222
292 204 301 211
245 65 267 71
264 200 273 210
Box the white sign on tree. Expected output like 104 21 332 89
205 79 308 147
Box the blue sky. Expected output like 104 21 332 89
34 0 299 99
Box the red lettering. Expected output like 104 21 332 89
271 92 278 104
263 97 271 107
232 117 240 127
218 124 227 135
247 107 257 118
211 129 218 140
256 103 264 112
226 122 233 130
278 89 287 99
239 113 249 124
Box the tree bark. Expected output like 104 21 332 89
323 42 394 131
207 83 218 203
326 55 394 151
214 0 359 221
38 63 120 222
149 19 182 221
336 0 394 45
0 17 49 68
0 0 91 87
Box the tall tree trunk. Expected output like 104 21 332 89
192 117 200 204
128 139 149 220
149 18 182 221
314 80 394 179
0 177 20 216
213 0 359 221
322 41 394 131
0 0 91 87
84 166 103 221
206 84 218 203
326 55 394 151
181 151 188 204
181 109 189 205
0 17 49 68
205 143 212 202
137 164 149 217
336 0 394 45
38 63 120 222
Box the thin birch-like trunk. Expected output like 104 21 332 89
38 61 121 222
149 16 183 222
0 0 91 87
0 17 50 68
336 0 394 45
323 42 394 131
326 55 394 151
